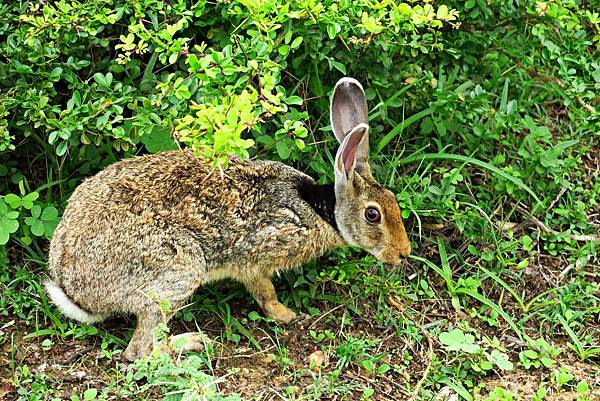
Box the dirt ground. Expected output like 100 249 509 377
1 288 599 401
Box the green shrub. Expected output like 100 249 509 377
1 0 598 255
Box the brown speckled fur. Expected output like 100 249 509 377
46 77 411 361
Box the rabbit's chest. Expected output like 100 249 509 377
205 203 343 280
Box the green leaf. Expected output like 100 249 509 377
377 363 391 374
41 206 58 221
12 60 32 74
93 72 108 87
31 220 45 236
56 141 68 157
4 194 21 208
6 211 18 219
540 356 554 368
21 192 39 209
95 72 113 88
30 205 42 219
328 59 346 74
523 350 538 359
0 227 9 245
576 381 589 394
141 127 179 154
83 388 98 401
187 54 200 71
479 360 493 370
437 5 449 19
326 24 336 40
290 36 303 49
439 329 480 353
23 192 39 202
5 219 18 233
487 350 514 371
49 67 63 81
248 311 261 321
286 96 303 106
276 141 291 159
278 44 290 56
360 359 374 371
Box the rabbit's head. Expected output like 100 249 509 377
331 77 411 265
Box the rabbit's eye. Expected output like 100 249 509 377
364 207 381 223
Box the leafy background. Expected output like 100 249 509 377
1 1 599 400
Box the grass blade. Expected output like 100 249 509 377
500 78 509 114
557 314 589 360
478 265 525 311
456 288 523 340
376 107 435 151
370 78 423 117
410 255 455 293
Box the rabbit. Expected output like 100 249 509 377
45 77 411 361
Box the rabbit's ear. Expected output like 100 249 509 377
334 124 369 188
331 78 371 175
330 77 369 143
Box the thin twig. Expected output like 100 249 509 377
307 304 345 329
515 202 599 242
548 187 567 211
558 255 592 281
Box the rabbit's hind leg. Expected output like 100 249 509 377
124 304 208 361
123 259 207 361
243 276 297 323
123 304 163 361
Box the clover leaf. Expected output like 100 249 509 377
3 192 39 209
439 328 480 353
24 205 59 237
486 350 514 371
0 200 19 245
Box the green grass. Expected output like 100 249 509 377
2 228 598 400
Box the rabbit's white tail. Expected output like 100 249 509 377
44 280 104 324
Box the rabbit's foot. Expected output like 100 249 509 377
165 332 211 353
123 310 161 362
243 276 297 323
264 301 297 323
123 338 153 362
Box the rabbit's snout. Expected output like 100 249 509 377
378 242 411 266
399 243 411 258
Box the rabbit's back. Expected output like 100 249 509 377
48 150 342 316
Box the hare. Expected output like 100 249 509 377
45 77 411 361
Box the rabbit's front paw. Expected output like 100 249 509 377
264 301 297 323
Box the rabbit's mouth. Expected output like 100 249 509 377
381 255 402 266
399 243 411 258
376 244 410 266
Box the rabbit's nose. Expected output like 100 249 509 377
399 243 411 258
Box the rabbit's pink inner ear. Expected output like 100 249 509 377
342 128 366 175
